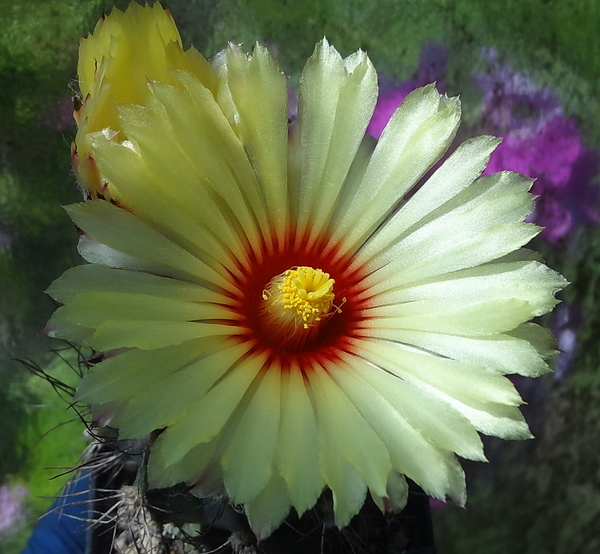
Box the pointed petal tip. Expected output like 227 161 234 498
227 40 244 51
454 497 466 509
311 36 341 61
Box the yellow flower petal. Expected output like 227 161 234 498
224 43 289 239
275 365 323 515
222 368 281 503
295 39 378 244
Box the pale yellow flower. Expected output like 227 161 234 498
48 3 566 539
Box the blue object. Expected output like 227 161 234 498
21 473 90 554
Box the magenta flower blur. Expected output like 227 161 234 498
367 43 448 138
476 48 599 242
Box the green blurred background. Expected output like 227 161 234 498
1 0 599 552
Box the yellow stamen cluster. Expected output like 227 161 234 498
264 267 336 329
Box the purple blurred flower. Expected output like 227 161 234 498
551 302 583 380
0 484 28 537
474 47 562 139
476 48 599 242
43 96 76 132
367 43 448 138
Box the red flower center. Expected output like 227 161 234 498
227 231 369 370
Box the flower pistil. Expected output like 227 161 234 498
260 266 339 350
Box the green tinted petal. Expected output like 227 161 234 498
225 43 289 239
310 366 391 498
222 368 281 503
244 474 291 542
47 264 223 304
276 366 323 515
66 201 234 292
